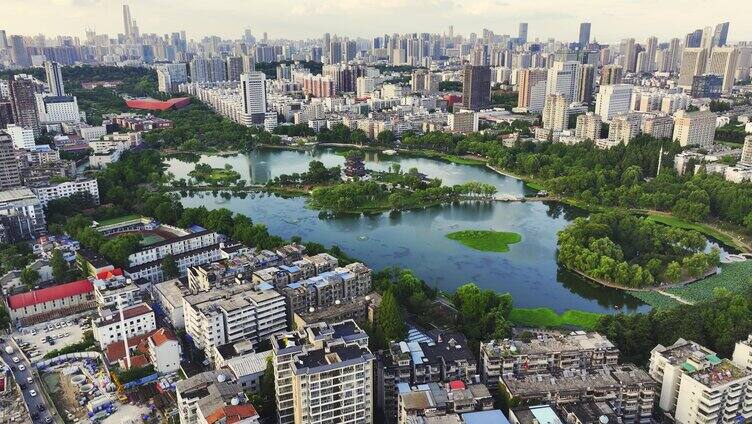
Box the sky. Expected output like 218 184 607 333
3 0 750 44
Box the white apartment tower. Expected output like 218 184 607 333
546 61 581 102
272 320 374 424
595 84 634 122
542 93 568 132
672 110 716 147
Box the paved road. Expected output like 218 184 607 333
0 337 54 423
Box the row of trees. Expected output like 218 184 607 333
557 211 719 288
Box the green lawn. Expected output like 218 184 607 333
629 291 683 309
524 181 545 191
95 214 141 226
446 230 522 253
508 308 603 330
645 213 740 250
665 261 752 303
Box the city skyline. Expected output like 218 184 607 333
3 0 750 43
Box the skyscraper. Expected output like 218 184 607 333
0 132 21 190
644 36 658 73
518 23 528 44
595 84 634 122
226 56 243 81
578 23 591 50
546 61 581 102
620 38 637 72
461 65 491 111
578 64 595 104
122 4 133 39
240 72 267 124
517 68 548 111
685 29 703 48
542 93 568 131
0 30 8 49
9 36 31 67
600 65 624 85
714 22 730 47
8 77 40 137
706 47 739 94
44 61 65 97
678 48 708 89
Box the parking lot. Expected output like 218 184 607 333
14 313 91 360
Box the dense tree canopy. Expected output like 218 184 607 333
558 211 719 287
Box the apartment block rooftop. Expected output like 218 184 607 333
483 331 616 358
272 319 369 355
292 343 374 375
652 337 716 366
503 364 655 398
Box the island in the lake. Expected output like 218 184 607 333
446 230 522 253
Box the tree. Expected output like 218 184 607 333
377 290 407 344
664 261 682 283
20 267 40 289
161 254 179 279
51 249 68 283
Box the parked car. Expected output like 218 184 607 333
18 364 25 371
29 389 37 397
11 356 19 363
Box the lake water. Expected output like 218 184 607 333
167 147 650 314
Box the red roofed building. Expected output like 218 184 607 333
125 97 191 111
202 404 259 424
104 327 182 373
6 279 95 325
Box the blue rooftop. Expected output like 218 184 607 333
462 410 509 424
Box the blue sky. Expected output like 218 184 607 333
3 0 748 43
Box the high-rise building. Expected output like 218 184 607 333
0 30 7 49
542 93 568 131
272 320 374 424
620 38 637 72
600 65 624 85
650 338 752 423
578 64 595 104
44 61 65 97
518 23 528 44
546 61 581 102
644 36 658 72
9 36 31 67
0 102 12 129
0 132 21 190
672 110 716 147
122 4 133 39
714 22 730 47
575 113 602 141
706 46 739 93
156 63 188 93
517 68 548 111
8 77 40 137
578 23 591 50
685 29 703 48
678 48 708 89
595 84 634 122
240 72 267 125
241 54 256 74
189 57 210 83
741 136 752 166
226 56 243 81
328 39 342 64
461 65 491 110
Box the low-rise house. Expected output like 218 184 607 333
6 278 95 325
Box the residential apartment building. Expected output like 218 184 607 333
673 110 716 147
92 302 156 349
517 68 547 112
649 338 752 423
542 93 568 132
397 381 494 423
501 364 656 424
575 113 602 141
609 113 641 145
448 110 479 133
641 114 674 139
595 84 633 122
480 331 619 390
30 178 99 206
741 136 752 166
678 48 708 89
272 320 374 424
176 371 258 424
377 332 478 423
0 132 21 190
125 229 222 283
281 262 372 316
0 188 45 241
183 284 287 362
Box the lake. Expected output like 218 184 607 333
167 147 650 314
